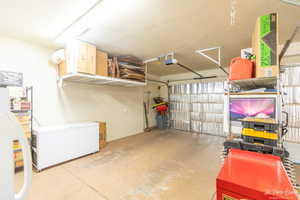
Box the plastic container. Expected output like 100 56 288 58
156 114 168 129
229 57 254 80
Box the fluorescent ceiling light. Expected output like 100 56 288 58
55 23 89 44
281 0 300 6
54 0 137 44
54 0 103 44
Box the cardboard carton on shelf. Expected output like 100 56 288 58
15 160 24 168
252 13 279 78
16 115 30 123
58 40 97 76
14 151 23 161
96 50 108 77
20 124 31 133
13 140 22 149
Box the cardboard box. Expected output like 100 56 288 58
96 50 108 77
20 124 31 133
62 41 97 76
14 151 23 161
100 140 106 149
99 122 107 149
252 13 279 78
15 160 24 168
13 140 22 149
58 60 67 77
16 115 30 122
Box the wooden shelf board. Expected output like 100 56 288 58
191 120 223 123
60 73 146 87
230 77 277 90
191 102 224 104
226 92 278 95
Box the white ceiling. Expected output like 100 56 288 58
1 0 300 76
0 0 99 46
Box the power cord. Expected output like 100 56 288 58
211 191 216 200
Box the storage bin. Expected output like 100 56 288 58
156 114 168 129
229 57 254 80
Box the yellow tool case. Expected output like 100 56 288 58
242 128 278 140
242 119 278 133
241 118 279 145
242 128 278 146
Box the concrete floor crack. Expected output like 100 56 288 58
62 166 110 200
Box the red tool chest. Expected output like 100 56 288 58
216 149 298 200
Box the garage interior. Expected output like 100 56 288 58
1 0 300 200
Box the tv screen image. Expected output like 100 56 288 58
230 98 276 121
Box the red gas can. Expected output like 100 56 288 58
229 57 254 80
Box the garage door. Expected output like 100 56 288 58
282 65 300 163
169 80 226 136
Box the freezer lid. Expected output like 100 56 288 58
33 122 99 134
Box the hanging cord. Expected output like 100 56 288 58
210 191 216 200
230 0 237 25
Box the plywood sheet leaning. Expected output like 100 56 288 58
118 56 144 66
118 56 145 82
119 64 145 82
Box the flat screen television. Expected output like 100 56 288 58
230 97 276 122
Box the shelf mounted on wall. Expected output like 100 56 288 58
58 73 147 88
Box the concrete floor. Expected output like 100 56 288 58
16 129 224 200
16 129 300 200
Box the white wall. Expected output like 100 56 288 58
0 37 160 141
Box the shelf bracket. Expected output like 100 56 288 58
195 47 229 75
195 47 221 66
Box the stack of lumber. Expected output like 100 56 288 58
107 56 145 82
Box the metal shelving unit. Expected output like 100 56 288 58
229 77 277 90
282 66 300 143
226 75 284 147
10 86 33 172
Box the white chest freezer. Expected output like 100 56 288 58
32 122 99 171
